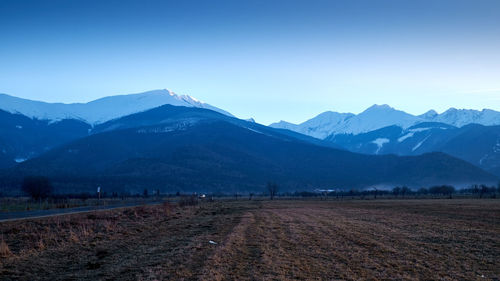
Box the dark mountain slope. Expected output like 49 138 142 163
325 122 500 177
0 109 91 168
0 104 337 172
438 124 500 175
92 104 341 149
3 110 496 194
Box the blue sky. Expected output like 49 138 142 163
1 0 499 124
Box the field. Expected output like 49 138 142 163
0 197 162 212
0 199 499 280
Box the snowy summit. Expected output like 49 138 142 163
0 89 232 125
270 104 500 139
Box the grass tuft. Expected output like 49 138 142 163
0 238 12 257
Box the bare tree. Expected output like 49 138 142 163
417 187 428 195
401 186 411 198
392 186 401 198
267 182 279 200
479 185 487 198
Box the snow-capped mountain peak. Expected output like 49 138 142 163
271 104 500 139
336 104 421 135
270 105 422 138
0 89 233 125
419 109 438 119
364 104 394 112
426 107 500 128
270 111 354 139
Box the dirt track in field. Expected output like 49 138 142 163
203 200 500 280
1 199 499 280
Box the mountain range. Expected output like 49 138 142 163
0 90 498 195
271 104 500 177
1 105 495 195
327 122 500 177
270 104 500 138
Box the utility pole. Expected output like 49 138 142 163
97 186 101 206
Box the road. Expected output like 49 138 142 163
0 201 162 222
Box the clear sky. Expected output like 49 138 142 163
1 0 499 124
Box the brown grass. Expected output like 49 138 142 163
0 199 499 280
0 239 11 257
200 200 500 280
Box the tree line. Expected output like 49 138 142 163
14 176 500 201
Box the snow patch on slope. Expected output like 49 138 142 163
397 128 431 142
398 132 414 143
372 138 390 154
494 139 500 153
412 135 430 152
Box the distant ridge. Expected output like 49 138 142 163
0 89 232 125
270 104 500 139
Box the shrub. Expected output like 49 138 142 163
179 195 198 207
162 201 174 214
417 187 429 195
21 176 53 201
429 185 455 197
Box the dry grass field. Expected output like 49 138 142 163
0 199 499 280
